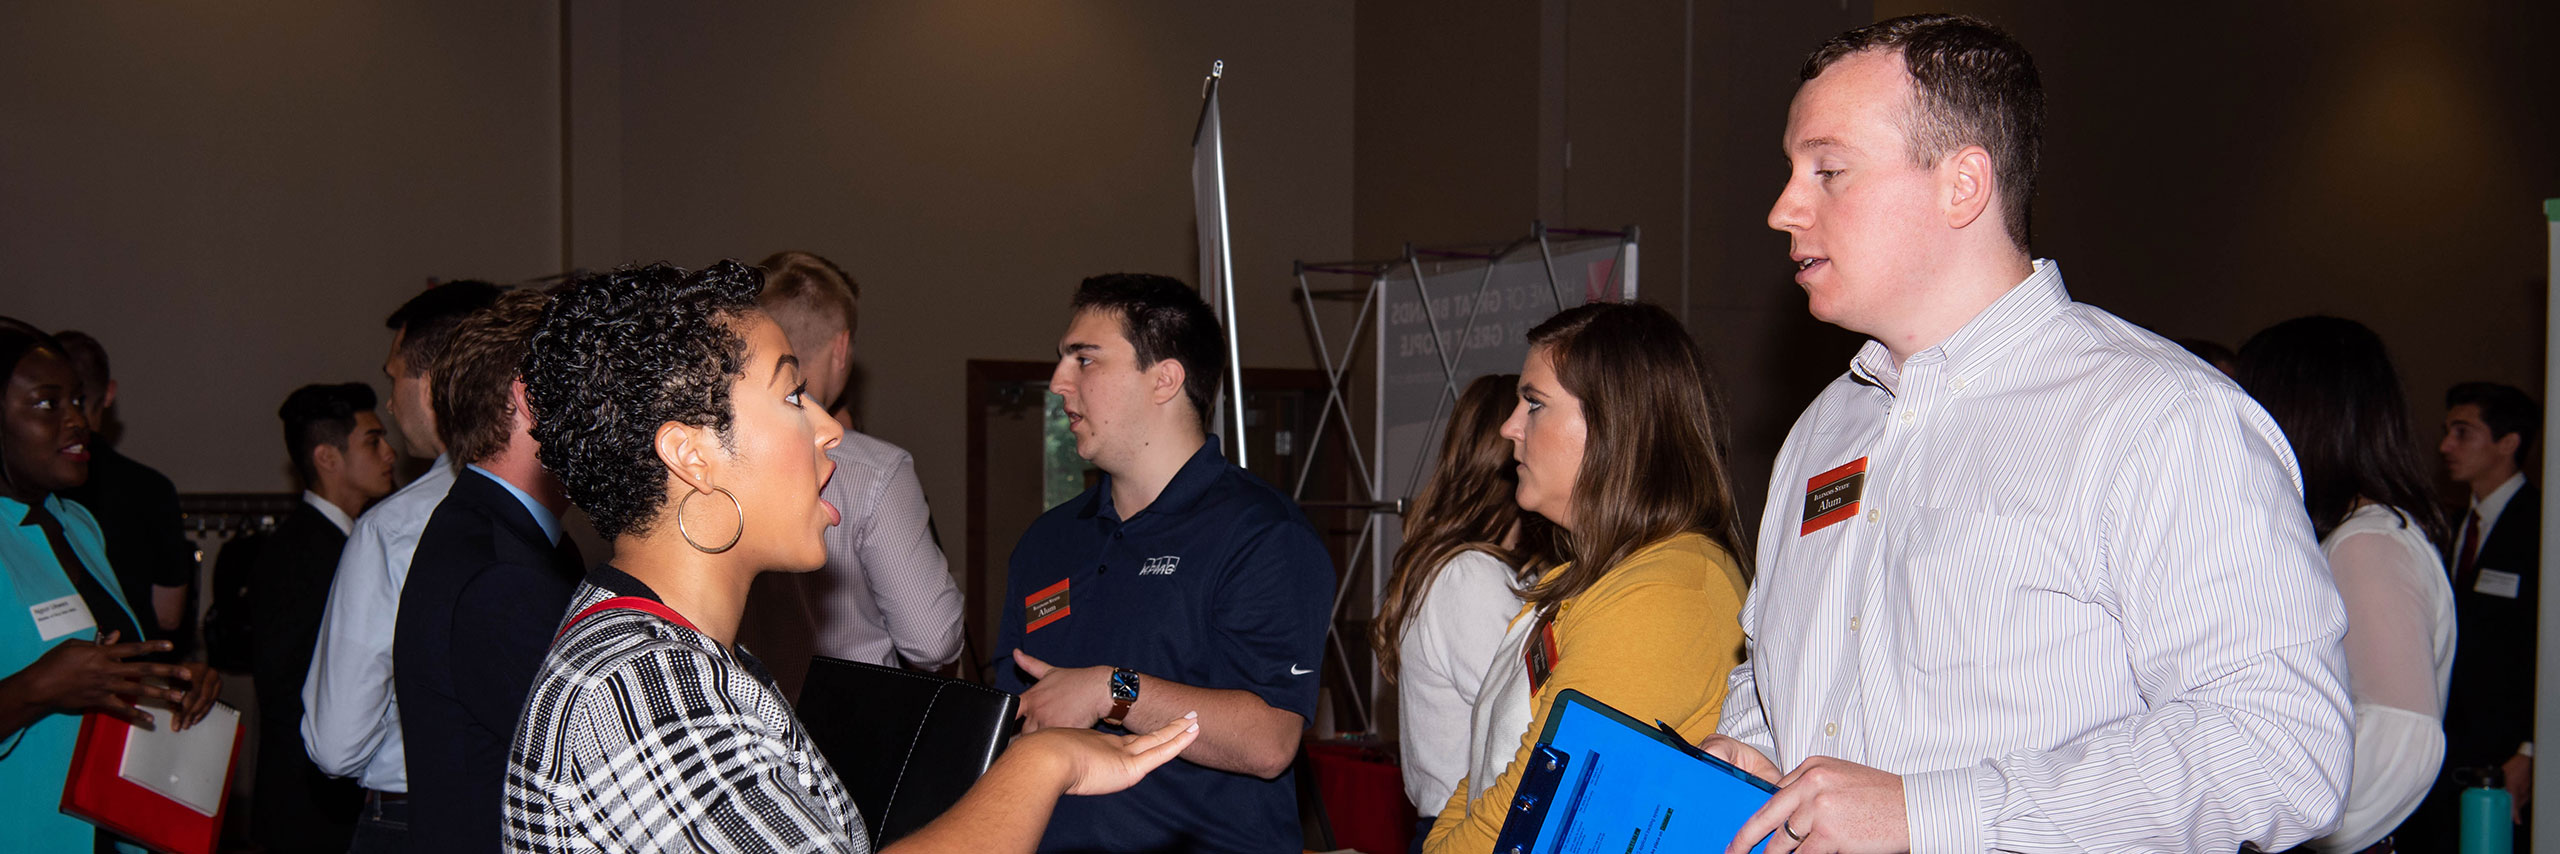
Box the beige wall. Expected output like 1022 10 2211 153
7 0 2553 542
1356 0 2558 527
576 1 1356 561
2 3 1355 549
1352 0 1544 256
1895 0 2560 487
0 2 563 487
1354 0 1877 524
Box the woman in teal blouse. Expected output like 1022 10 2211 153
0 319 220 851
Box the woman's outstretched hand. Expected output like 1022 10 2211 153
1020 711 1202 796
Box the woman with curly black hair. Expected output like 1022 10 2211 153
503 261 1197 854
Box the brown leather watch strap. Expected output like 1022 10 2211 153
1102 667 1139 727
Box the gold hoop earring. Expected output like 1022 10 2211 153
677 486 743 554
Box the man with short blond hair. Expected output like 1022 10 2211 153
737 250 963 697
756 250 860 422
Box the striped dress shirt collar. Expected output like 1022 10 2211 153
1849 259 2065 397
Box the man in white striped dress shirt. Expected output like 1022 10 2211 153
1702 15 2354 853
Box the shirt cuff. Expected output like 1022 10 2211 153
1902 764 1991 854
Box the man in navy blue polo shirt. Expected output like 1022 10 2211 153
997 273 1333 854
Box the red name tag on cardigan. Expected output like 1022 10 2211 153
1523 612 1561 694
1801 457 1868 536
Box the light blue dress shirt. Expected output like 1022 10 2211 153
467 463 561 546
300 455 457 792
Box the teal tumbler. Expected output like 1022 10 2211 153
2461 778 2513 854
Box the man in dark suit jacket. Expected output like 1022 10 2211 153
2406 381 2542 848
252 383 398 853
392 291 582 854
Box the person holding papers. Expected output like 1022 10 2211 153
504 262 1197 853
1371 373 1560 829
1423 301 1751 854
0 318 220 852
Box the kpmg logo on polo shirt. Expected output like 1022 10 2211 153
1139 555 1181 576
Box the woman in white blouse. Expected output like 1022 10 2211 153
2238 316 2456 853
1370 374 1561 842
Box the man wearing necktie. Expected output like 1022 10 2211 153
2410 381 2541 847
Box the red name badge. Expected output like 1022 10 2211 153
1800 457 1868 536
1025 579 1071 632
1522 611 1561 694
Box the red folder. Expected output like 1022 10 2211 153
59 707 242 854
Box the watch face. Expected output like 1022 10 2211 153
1109 669 1140 703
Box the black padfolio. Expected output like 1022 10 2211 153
795 656 1022 846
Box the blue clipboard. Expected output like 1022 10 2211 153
1489 689 1778 854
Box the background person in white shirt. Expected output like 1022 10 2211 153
298 280 500 853
1701 14 2352 853
737 250 963 698
1368 373 1559 838
2236 316 2457 852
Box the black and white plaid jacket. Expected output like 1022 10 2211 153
503 568 872 853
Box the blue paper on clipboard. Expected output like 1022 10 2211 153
1490 689 1778 854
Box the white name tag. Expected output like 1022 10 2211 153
31 593 97 641
2477 568 2524 599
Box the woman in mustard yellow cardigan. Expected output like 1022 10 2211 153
1424 300 1752 854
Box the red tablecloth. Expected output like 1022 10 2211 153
1306 741 1412 854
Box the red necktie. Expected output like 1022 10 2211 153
2455 508 2483 590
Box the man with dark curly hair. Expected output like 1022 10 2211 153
394 289 583 854
995 274 1334 854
